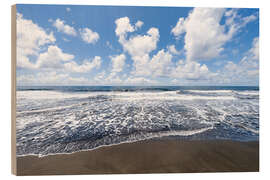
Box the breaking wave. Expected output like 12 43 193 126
16 86 259 156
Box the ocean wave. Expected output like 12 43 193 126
232 123 259 134
17 90 238 102
235 91 259 96
17 86 176 92
183 90 233 93
16 87 259 156
17 126 214 157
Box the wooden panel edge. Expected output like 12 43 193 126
11 4 17 175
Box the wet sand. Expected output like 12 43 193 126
16 140 259 175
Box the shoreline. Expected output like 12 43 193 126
16 139 259 175
16 137 258 158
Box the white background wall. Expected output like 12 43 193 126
0 0 269 179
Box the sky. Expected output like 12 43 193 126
16 4 259 86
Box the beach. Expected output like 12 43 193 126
16 139 259 175
15 86 259 175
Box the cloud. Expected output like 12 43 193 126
80 28 99 44
115 17 159 57
94 71 106 82
149 49 173 77
171 60 215 80
121 27 159 57
16 56 37 69
114 16 211 82
17 10 258 86
52 18 77 36
125 77 156 85
167 45 181 55
135 20 144 29
106 41 113 49
249 37 259 60
171 17 186 37
17 72 68 85
115 17 160 76
115 17 135 38
105 75 124 85
17 72 90 86
215 37 259 84
172 8 230 61
243 14 257 25
17 43 101 74
36 45 74 69
16 13 101 74
17 13 56 69
171 79 179 84
110 54 126 74
115 17 175 78
64 56 101 73
171 8 257 61
105 54 126 83
63 38 70 42
225 9 258 31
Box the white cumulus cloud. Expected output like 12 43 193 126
80 28 99 44
214 37 259 84
115 17 160 76
135 20 144 29
52 18 77 36
171 8 229 61
171 8 257 61
149 49 173 77
36 45 74 69
110 54 126 74
115 17 135 37
17 13 56 69
249 37 259 60
167 45 181 55
64 56 101 73
171 60 215 80
122 27 159 57
125 77 157 85
17 72 90 86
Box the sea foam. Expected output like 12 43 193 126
16 87 259 156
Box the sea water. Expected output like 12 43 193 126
16 86 259 156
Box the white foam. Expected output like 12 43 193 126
17 126 214 157
243 126 259 134
17 90 100 100
17 103 83 115
212 107 228 122
17 90 238 102
112 91 236 101
236 91 259 96
185 90 233 93
116 96 236 101
150 126 214 137
233 123 259 134
16 89 258 157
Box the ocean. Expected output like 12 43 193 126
16 86 259 157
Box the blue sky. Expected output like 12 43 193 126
16 4 259 86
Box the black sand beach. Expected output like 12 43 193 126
16 139 259 175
